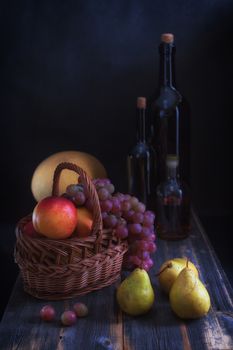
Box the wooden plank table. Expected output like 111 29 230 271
0 211 233 350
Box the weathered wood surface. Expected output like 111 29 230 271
0 211 233 350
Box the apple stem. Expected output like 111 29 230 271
186 257 189 268
155 262 173 277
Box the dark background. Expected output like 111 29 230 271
0 0 232 318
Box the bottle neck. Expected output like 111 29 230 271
158 42 176 87
137 107 146 143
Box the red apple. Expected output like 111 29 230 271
32 196 78 239
24 221 38 237
23 220 43 238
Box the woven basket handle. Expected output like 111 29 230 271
52 162 103 246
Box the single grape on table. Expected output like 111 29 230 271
40 305 56 322
73 302 89 317
61 310 77 326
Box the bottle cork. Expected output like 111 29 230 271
161 33 174 44
137 97 146 109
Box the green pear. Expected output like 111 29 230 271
169 267 211 319
158 258 198 294
116 268 154 316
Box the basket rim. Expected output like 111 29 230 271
16 214 127 246
15 215 128 268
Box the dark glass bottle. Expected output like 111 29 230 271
127 97 156 208
150 33 190 187
156 154 191 240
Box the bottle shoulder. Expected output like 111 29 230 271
156 178 187 196
152 86 181 111
128 141 151 157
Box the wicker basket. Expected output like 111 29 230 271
14 162 128 300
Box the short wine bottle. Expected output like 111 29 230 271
156 155 191 240
127 97 156 208
150 33 190 187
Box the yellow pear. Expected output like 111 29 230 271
169 267 211 319
157 258 198 294
116 268 154 316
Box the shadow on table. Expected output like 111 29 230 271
200 215 233 288
0 250 19 321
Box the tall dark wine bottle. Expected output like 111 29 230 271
150 33 190 186
127 97 156 208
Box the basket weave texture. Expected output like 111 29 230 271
14 162 128 300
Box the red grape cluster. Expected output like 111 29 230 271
65 178 156 271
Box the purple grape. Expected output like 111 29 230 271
98 187 110 201
132 212 144 224
149 233 156 241
66 184 83 197
100 199 113 212
103 214 118 228
130 196 139 208
143 213 155 226
146 210 156 221
122 209 135 222
128 223 142 235
111 198 121 214
137 240 149 251
106 183 115 194
115 225 128 239
140 227 151 240
147 242 156 253
124 194 131 201
101 212 108 220
95 180 105 189
141 251 150 260
103 178 111 185
129 255 141 266
74 191 86 206
134 202 146 213
121 200 131 212
141 261 150 271
114 192 125 201
147 258 154 268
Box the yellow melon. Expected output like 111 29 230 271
31 150 107 202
